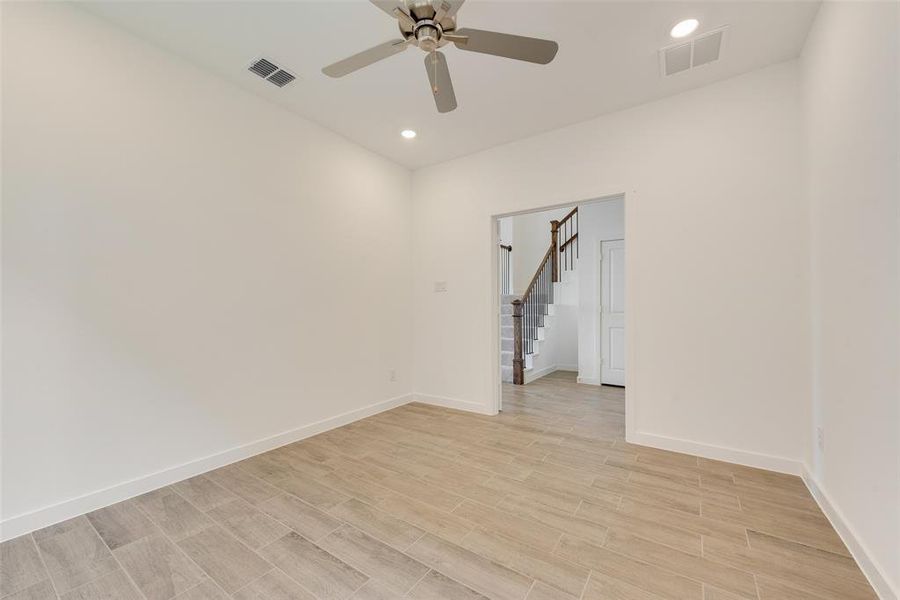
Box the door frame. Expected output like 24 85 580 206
489 191 635 442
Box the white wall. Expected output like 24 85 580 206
575 198 625 385
412 61 809 469
802 2 900 597
1 2 412 538
510 206 571 296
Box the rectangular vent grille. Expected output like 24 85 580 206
249 58 278 78
267 69 296 87
659 26 727 77
248 57 297 88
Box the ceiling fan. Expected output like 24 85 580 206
321 0 559 113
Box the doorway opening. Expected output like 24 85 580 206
494 195 626 411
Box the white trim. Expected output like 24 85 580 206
577 376 604 386
523 364 577 384
801 467 898 600
414 393 497 416
627 430 802 475
524 365 559 383
0 393 413 542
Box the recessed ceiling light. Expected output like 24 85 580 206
670 18 699 39
401 129 417 139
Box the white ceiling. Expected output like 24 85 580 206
80 1 819 169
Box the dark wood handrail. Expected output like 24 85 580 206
558 206 578 227
499 244 512 252
559 232 578 252
522 244 553 300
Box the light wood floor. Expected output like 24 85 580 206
2 372 878 600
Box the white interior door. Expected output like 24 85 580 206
600 239 625 386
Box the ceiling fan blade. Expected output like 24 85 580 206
322 39 409 78
369 0 401 17
432 0 464 22
424 51 457 113
452 28 558 64
392 7 417 29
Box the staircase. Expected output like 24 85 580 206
501 207 579 385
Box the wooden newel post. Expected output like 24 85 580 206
550 220 560 283
511 299 524 385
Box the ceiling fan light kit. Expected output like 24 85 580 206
322 0 559 113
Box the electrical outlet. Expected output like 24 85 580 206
816 426 825 452
389 369 397 382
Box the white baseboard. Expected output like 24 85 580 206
0 393 413 542
524 364 558 383
627 430 802 475
577 376 603 385
523 365 579 384
801 467 898 600
413 393 496 416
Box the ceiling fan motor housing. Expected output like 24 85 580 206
415 22 441 51
398 1 457 52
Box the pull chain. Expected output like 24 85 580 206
431 51 438 94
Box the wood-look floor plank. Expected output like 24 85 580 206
113 534 204 600
497 496 609 547
86 500 156 550
460 528 588 597
602 530 757 599
329 498 425 551
175 526 270 594
349 578 399 600
265 470 350 511
317 525 429 594
406 570 489 600
581 572 667 600
135 488 215 542
702 534 877 600
171 477 236 513
554 534 703 600
617 498 748 547
257 532 368 600
58 569 142 600
231 569 317 600
524 581 578 600
258 492 343 542
34 517 119 593
576 499 702 555
0 535 48 597
3 579 58 600
205 464 282 506
172 579 230 599
406 534 533 600
204 498 289 550
700 497 847 555
452 500 562 553
375 492 474 544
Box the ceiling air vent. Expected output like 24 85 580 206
248 57 297 88
267 70 296 87
659 26 727 77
